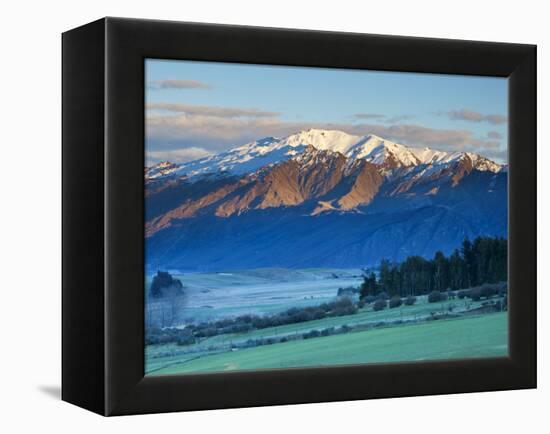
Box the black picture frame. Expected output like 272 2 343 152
62 17 536 416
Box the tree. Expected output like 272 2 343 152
360 236 506 298
150 271 184 298
449 249 465 290
379 259 396 295
360 272 378 299
462 238 477 287
433 251 450 292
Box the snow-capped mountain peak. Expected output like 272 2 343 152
145 161 181 179
145 129 503 180
281 128 362 153
166 136 306 179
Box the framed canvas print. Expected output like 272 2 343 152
62 17 536 416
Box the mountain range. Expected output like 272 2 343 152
145 129 507 271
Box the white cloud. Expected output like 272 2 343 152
148 79 212 90
146 103 506 163
487 131 503 139
445 109 507 125
147 103 279 118
146 147 213 164
352 113 385 120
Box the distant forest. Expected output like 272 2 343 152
361 236 507 298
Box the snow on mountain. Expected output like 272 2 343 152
168 137 308 179
145 128 503 180
280 129 363 153
145 161 181 179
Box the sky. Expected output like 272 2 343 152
145 58 508 165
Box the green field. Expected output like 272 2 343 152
149 312 508 375
146 268 364 324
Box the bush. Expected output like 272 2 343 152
469 287 481 301
321 327 335 337
376 291 390 300
195 327 218 338
428 290 442 303
363 295 377 304
480 283 497 299
457 290 469 299
404 295 417 306
325 297 358 316
440 291 449 301
176 331 196 346
337 286 359 296
303 329 321 339
373 299 387 311
389 296 403 308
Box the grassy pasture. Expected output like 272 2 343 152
149 312 508 375
146 268 364 324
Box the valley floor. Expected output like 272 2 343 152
151 312 508 375
146 310 508 376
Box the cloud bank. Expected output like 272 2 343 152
352 113 386 120
352 113 414 123
445 109 507 125
147 103 280 118
147 147 213 164
146 103 507 165
148 79 212 90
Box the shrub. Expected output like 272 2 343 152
321 327 335 337
195 327 218 338
373 299 387 311
404 295 417 306
428 290 442 303
480 283 497 299
333 297 354 309
303 329 321 339
376 291 390 300
176 333 195 346
228 323 254 333
469 287 481 301
389 296 403 308
337 286 359 296
363 295 377 304
457 290 468 299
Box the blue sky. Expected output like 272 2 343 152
145 58 508 165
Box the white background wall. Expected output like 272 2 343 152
0 0 546 432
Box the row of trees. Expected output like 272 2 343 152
360 237 507 298
146 298 359 345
